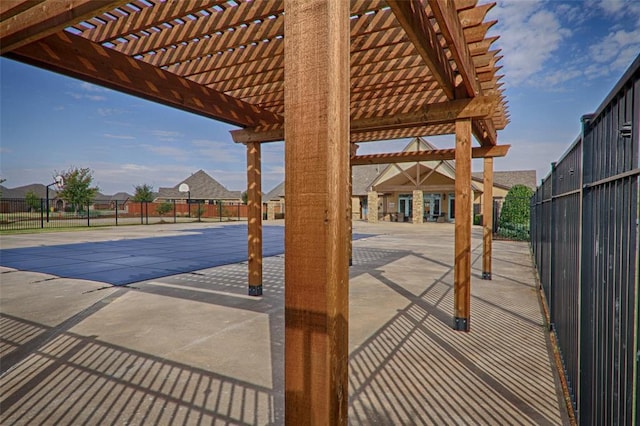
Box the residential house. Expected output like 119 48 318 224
264 137 536 224
155 170 242 205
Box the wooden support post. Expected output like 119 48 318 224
284 0 350 423
482 157 493 280
349 166 353 266
247 142 263 296
454 118 472 332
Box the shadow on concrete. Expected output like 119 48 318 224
347 244 565 425
1 241 565 425
0 313 276 425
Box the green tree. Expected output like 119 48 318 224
133 183 155 202
55 167 99 212
25 190 40 212
241 191 248 205
0 178 6 197
498 184 534 240
156 201 173 216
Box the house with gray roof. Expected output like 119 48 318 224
471 170 536 191
263 137 536 223
155 170 242 204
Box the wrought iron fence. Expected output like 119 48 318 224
530 56 639 425
0 198 254 231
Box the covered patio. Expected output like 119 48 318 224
2 1 511 422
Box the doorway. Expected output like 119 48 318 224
448 192 455 221
398 194 412 221
424 193 441 221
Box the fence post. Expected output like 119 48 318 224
115 200 119 226
40 198 44 228
548 161 556 330
218 200 222 222
146 202 149 225
173 200 177 223
87 202 90 227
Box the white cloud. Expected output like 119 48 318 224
79 82 108 93
588 28 640 75
191 139 243 163
491 2 571 87
151 130 183 142
67 92 106 101
104 133 135 140
97 108 124 116
140 144 188 159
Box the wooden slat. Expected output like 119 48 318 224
82 0 221 43
468 36 499 56
351 80 439 103
350 144 510 165
209 67 283 93
458 2 495 27
387 0 455 100
463 20 496 43
454 118 472 332
7 30 282 127
0 1 44 20
246 142 263 295
190 53 283 86
284 0 350 423
351 123 455 142
118 0 283 57
168 36 284 77
0 0 125 54
482 157 493 279
144 10 285 67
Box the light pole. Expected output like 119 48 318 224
46 175 64 223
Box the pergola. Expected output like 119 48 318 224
1 0 509 422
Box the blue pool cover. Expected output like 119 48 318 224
0 225 370 286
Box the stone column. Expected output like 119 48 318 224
267 200 277 220
367 191 378 223
412 190 423 224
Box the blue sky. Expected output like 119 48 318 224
1 0 639 195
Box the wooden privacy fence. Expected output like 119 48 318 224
530 56 639 425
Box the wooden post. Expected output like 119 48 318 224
349 165 353 266
454 118 472 332
284 0 350 423
247 142 263 296
482 157 493 280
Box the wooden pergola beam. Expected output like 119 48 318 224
428 0 481 97
6 31 283 128
0 0 125 54
230 95 497 143
350 144 510 165
387 0 456 99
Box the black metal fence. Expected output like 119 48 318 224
530 56 639 425
0 199 250 231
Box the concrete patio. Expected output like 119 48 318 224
0 221 569 425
